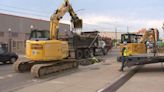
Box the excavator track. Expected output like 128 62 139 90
13 61 36 73
31 60 78 78
13 59 78 78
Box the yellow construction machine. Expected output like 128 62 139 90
117 28 159 62
13 0 82 78
117 28 164 71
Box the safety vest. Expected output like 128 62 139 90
122 48 131 56
123 49 128 56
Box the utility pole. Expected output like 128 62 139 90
127 26 129 33
162 23 164 31
115 27 117 43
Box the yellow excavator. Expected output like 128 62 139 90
13 0 82 78
118 24 164 72
118 28 161 71
117 28 159 62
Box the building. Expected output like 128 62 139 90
0 13 70 54
99 31 124 41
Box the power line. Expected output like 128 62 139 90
84 23 114 29
0 8 49 18
0 4 135 32
0 3 52 14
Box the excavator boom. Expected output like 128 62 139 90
50 0 82 40
140 28 159 43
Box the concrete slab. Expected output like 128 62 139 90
117 63 164 92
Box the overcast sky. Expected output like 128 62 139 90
0 0 164 36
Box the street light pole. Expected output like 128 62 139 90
8 28 12 52
29 25 34 39
30 25 34 30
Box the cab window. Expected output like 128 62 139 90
0 48 5 54
30 30 49 40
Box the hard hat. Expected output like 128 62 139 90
123 41 127 45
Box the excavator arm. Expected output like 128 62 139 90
140 28 159 43
140 28 159 55
50 0 82 40
68 4 83 29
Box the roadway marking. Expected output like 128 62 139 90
51 81 66 84
31 79 39 82
6 74 14 78
0 74 16 80
0 76 5 80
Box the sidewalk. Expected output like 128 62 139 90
15 49 131 92
117 63 164 92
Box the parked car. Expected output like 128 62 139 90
0 47 18 64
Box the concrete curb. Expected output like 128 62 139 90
98 66 142 92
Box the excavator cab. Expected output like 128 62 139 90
121 33 142 44
119 33 146 56
117 33 146 62
29 30 50 40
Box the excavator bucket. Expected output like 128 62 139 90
73 19 83 29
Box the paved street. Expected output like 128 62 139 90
0 63 87 92
0 48 116 92
15 48 122 92
117 63 164 92
1 47 164 92
0 55 79 92
0 56 52 92
0 48 127 92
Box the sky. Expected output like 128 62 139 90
0 0 164 37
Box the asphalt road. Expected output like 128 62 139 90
0 55 76 92
0 63 82 92
0 56 47 92
0 56 83 92
0 48 119 92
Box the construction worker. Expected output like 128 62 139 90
90 54 100 64
119 42 131 71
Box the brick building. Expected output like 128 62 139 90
0 13 70 54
